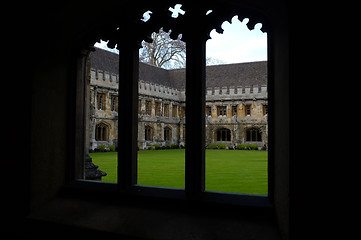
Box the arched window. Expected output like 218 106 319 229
72 1 289 204
246 128 262 142
95 123 109 141
145 126 153 141
216 128 231 141
164 127 172 141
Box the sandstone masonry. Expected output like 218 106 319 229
89 48 268 150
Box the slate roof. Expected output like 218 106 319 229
139 62 174 88
90 47 267 90
90 47 119 74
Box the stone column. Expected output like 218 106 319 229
84 56 106 180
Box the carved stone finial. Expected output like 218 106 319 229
84 154 107 181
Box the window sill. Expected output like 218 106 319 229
28 190 277 239
66 180 272 209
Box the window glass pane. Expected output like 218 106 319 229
137 25 186 189
86 44 119 183
205 16 268 195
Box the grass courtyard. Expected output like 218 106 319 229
90 149 267 195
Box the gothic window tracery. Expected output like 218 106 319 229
95 123 109 141
216 128 231 141
164 127 172 141
246 128 262 142
79 0 273 200
145 126 153 141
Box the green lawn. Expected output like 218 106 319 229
205 149 267 195
90 149 267 195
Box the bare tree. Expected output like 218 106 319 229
139 28 186 69
206 57 226 66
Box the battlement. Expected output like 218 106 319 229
91 67 267 102
138 80 185 101
90 68 119 88
139 81 267 102
206 85 267 101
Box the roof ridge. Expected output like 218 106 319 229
90 48 267 90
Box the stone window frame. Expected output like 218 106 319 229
95 122 109 141
155 101 161 116
217 106 227 116
172 104 178 118
206 106 212 117
263 104 268 115
111 95 118 112
138 100 141 114
163 103 170 117
164 126 172 141
246 128 262 142
216 127 231 141
179 106 185 117
71 1 290 212
145 100 152 115
144 125 153 141
97 93 106 110
232 105 237 116
245 104 251 116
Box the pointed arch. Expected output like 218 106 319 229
145 125 154 141
164 126 172 141
95 121 111 141
216 127 231 141
246 127 262 142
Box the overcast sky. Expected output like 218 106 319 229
206 16 267 64
95 6 267 64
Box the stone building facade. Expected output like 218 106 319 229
89 48 267 150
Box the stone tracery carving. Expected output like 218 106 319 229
80 2 269 53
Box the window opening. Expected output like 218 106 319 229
217 106 227 117
86 45 119 183
164 127 172 141
168 4 185 18
155 102 161 116
205 16 268 195
245 104 251 115
95 123 109 141
137 25 186 189
206 106 212 116
139 27 186 69
216 128 231 141
97 93 104 110
145 100 152 115
74 4 275 204
145 126 153 141
111 95 117 112
141 10 152 22
164 103 169 117
263 104 268 115
172 105 178 118
246 128 262 142
232 105 237 116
